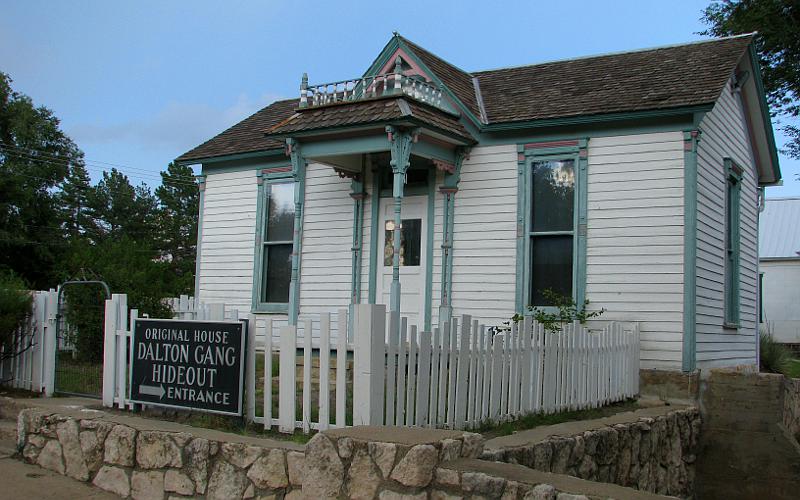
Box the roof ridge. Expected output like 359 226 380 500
472 33 756 75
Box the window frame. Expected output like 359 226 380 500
517 139 588 313
723 157 743 329
252 169 295 314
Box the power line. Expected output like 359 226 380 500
0 141 200 183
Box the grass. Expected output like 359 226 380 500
476 399 642 439
786 359 800 379
54 352 102 396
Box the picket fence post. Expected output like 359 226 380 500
352 304 385 426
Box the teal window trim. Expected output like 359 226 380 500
251 168 294 314
724 157 743 329
516 140 588 313
682 130 699 372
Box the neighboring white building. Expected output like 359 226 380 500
759 197 800 344
177 34 781 373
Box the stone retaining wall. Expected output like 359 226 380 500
784 377 800 440
480 408 700 498
16 409 304 499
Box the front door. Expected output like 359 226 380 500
376 195 427 328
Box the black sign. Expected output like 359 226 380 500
130 318 246 416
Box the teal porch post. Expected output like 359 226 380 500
438 147 469 323
386 126 416 315
287 138 306 326
682 130 700 372
349 160 367 304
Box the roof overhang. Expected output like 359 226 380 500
737 44 782 186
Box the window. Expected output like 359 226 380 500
384 219 422 266
724 158 742 327
259 182 295 306
529 159 576 306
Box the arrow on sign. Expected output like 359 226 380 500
139 384 165 399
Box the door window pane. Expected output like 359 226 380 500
531 160 575 232
266 183 295 242
384 219 421 266
262 244 292 303
530 236 573 306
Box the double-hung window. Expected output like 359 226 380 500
255 180 295 311
528 158 576 306
724 158 742 327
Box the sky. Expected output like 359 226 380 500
1 0 797 197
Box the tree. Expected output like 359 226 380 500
155 162 199 294
0 72 84 288
701 0 800 159
86 168 158 243
58 163 92 239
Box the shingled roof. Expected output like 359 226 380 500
177 35 755 163
266 97 473 142
473 34 753 124
175 99 296 163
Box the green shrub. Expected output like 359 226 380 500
0 271 33 353
760 330 792 375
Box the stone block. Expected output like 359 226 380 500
221 442 262 469
37 439 65 474
57 419 89 481
104 424 136 467
302 434 344 498
131 470 165 500
207 460 248 500
164 469 194 496
369 441 397 478
136 431 182 469
286 450 305 486
461 471 506 497
346 448 381 499
390 444 438 487
93 465 130 497
247 449 288 489
185 437 210 494
523 483 557 500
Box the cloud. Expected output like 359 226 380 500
68 92 285 151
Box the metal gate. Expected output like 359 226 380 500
53 280 110 398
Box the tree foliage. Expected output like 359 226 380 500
0 271 32 357
0 72 199 362
701 0 800 158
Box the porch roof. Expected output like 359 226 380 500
265 96 475 143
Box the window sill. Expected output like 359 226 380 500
252 304 289 314
722 322 739 331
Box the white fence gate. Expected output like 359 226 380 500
1 289 58 395
102 298 640 433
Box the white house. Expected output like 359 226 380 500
759 197 800 344
177 33 781 373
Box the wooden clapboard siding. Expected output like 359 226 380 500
695 77 759 368
298 162 353 319
449 144 518 326
586 131 686 370
198 168 258 313
430 169 444 328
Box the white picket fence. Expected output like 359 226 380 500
0 289 58 395
102 298 640 433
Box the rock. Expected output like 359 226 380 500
37 439 65 474
131 470 165 500
577 455 596 480
247 449 288 489
390 444 438 487
379 491 427 500
501 480 521 500
185 438 210 494
550 439 572 474
28 434 46 448
284 491 303 500
104 424 136 467
556 494 589 500
523 483 557 500
207 460 248 500
434 467 460 487
164 469 194 496
302 434 344 498
439 439 462 461
57 419 89 481
137 431 182 469
243 483 255 499
172 432 193 448
80 431 103 473
286 451 305 486
461 432 484 458
93 465 131 497
569 436 584 466
221 442 262 468
533 442 553 471
582 431 599 456
615 446 632 486
431 490 464 500
461 471 506 497
368 441 397 478
346 448 381 499
22 442 41 462
337 437 354 458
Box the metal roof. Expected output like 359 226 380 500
759 197 800 259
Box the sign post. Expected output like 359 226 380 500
130 318 247 416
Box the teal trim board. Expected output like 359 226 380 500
287 138 307 325
724 157 743 329
349 161 367 306
424 167 435 331
682 130 699 372
368 159 381 304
